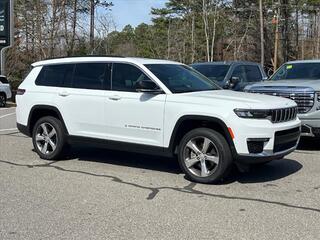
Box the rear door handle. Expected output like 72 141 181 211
109 95 121 101
58 91 69 97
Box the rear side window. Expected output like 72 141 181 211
112 63 150 92
73 63 107 90
0 76 9 84
244 65 262 82
36 64 74 87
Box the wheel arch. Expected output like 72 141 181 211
27 105 68 136
168 115 236 157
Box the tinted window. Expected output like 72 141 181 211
231 66 247 82
244 65 262 82
73 63 107 90
192 65 230 82
36 64 74 87
145 64 219 93
271 63 320 80
112 63 150 92
0 76 8 84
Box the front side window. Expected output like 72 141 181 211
36 64 74 87
271 63 320 81
112 63 151 92
244 65 262 82
231 66 247 82
73 63 107 90
145 64 219 93
192 64 230 82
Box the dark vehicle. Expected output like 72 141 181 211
191 61 267 91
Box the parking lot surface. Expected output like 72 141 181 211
0 107 320 240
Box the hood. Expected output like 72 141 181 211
246 79 320 90
169 90 296 110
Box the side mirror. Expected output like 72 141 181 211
225 77 240 89
262 76 268 81
135 80 162 94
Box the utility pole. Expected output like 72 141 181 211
259 0 265 67
273 2 280 71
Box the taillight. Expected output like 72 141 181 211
16 89 26 95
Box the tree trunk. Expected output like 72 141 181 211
202 0 210 62
191 14 195 63
90 0 95 53
69 0 78 56
259 0 265 67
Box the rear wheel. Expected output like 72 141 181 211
32 116 67 160
0 93 6 107
178 128 233 184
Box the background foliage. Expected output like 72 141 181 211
5 0 320 88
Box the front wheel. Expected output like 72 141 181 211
178 128 233 184
32 116 67 160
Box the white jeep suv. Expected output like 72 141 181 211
0 75 12 107
16 57 301 183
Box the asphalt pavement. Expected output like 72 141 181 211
0 107 319 240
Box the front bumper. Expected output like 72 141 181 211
230 117 301 164
236 142 298 164
298 111 320 137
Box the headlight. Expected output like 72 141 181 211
234 109 271 119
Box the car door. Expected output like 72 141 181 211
243 65 263 89
104 62 166 147
229 65 247 91
55 62 111 139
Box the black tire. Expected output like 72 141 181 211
178 128 233 184
0 93 6 108
32 116 67 160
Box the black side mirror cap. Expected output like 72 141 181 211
135 80 163 94
225 77 240 89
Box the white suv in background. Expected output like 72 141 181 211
0 75 12 107
16 57 301 183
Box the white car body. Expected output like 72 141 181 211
16 57 301 163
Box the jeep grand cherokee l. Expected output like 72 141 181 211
16 57 301 183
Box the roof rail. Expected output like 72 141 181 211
42 55 125 61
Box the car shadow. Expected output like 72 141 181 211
231 159 303 184
67 146 181 174
297 137 320 151
63 145 303 184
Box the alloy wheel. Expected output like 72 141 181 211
35 123 58 155
183 136 220 177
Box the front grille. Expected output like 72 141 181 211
250 90 315 114
274 127 300 153
270 107 298 123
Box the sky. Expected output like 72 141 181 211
110 0 168 30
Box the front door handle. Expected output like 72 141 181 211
109 95 121 101
58 91 69 97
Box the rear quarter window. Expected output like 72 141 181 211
35 64 74 87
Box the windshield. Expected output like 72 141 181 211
271 63 320 80
145 64 220 93
192 64 230 82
